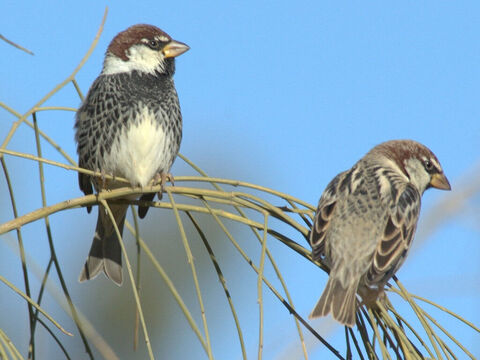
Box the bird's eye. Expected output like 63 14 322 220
147 40 160 50
424 159 434 172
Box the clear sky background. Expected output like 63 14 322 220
1 1 479 359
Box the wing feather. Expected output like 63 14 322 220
366 183 420 285
309 171 349 262
75 76 118 212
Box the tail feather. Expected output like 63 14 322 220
309 276 359 327
102 207 126 284
79 202 127 285
78 231 103 282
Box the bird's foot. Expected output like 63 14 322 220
153 172 174 200
94 169 110 191
358 286 386 310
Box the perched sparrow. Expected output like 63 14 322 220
75 24 189 285
309 140 450 327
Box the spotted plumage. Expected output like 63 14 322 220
309 140 450 327
75 24 189 285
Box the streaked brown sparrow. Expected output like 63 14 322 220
309 140 450 327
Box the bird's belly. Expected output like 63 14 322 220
105 115 174 187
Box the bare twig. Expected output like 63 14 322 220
0 33 34 55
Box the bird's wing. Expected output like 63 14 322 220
78 155 93 195
366 183 421 286
75 76 123 188
75 76 117 211
309 170 348 262
78 157 94 213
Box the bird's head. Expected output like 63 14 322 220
372 139 451 194
102 24 189 76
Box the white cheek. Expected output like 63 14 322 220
102 45 166 75
405 158 430 193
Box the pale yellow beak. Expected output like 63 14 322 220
162 40 190 58
430 173 451 191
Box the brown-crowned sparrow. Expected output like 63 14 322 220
75 24 189 285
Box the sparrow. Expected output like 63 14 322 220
309 140 450 327
74 24 189 285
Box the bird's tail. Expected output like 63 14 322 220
79 201 128 285
309 275 359 327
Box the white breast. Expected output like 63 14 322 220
104 105 171 187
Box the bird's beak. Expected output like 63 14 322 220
162 40 190 58
430 173 451 190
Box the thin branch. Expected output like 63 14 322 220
200 199 344 359
124 222 209 353
0 7 108 155
0 157 35 355
0 275 72 336
186 212 247 360
0 34 34 55
100 200 154 360
31 113 93 358
166 190 214 360
257 214 268 360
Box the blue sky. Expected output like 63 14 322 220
1 1 479 359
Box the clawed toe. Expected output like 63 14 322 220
153 172 174 199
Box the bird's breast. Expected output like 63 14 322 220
103 105 179 187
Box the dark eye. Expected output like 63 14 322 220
147 40 160 50
424 159 434 172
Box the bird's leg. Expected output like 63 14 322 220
100 169 108 190
357 286 386 310
93 170 114 215
95 169 112 192
152 172 174 200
